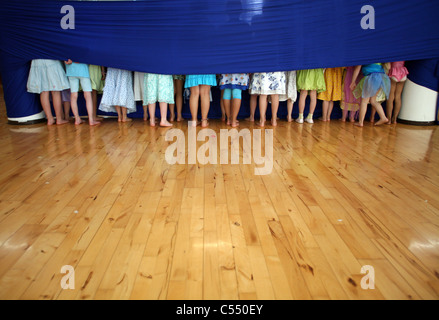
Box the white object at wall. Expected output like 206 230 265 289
399 79 437 124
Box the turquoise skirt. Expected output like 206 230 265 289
184 74 217 88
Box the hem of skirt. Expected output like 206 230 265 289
220 84 248 90
27 86 70 94
143 99 175 105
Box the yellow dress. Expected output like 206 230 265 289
317 67 344 101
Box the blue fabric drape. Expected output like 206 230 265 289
1 0 439 119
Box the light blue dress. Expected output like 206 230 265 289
143 73 174 105
27 59 70 94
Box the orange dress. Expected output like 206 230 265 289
317 67 344 101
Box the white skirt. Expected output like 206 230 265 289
134 71 145 102
279 71 297 102
249 72 286 95
99 68 136 114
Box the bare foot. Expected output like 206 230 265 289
374 118 389 126
160 120 173 127
257 120 265 127
89 120 101 126
354 122 364 127
340 118 346 122
75 119 84 125
122 117 132 123
231 121 239 128
201 119 209 128
271 119 277 127
245 116 255 122
47 118 56 126
287 116 293 122
57 119 69 125
177 116 183 122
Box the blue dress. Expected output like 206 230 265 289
353 63 391 99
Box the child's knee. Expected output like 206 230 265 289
232 89 242 100
223 88 232 100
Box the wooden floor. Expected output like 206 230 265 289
0 91 438 300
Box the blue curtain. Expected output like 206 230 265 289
1 0 439 119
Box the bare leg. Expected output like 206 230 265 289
392 81 405 123
270 94 279 126
159 102 172 127
297 90 307 123
355 97 370 127
40 91 55 125
231 97 241 127
169 102 175 122
223 97 231 125
52 91 68 125
175 79 184 121
322 100 329 121
309 90 317 115
63 100 71 122
257 94 268 127
69 92 83 125
246 94 257 121
369 106 376 123
298 90 307 114
121 106 131 122
84 91 100 126
349 110 356 122
305 90 317 123
220 89 226 121
148 103 156 126
200 85 211 127
341 108 348 122
327 101 334 122
287 99 294 122
91 89 99 120
386 79 396 124
371 95 389 126
115 106 122 122
189 86 200 126
143 105 148 121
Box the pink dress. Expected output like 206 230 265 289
388 61 409 82
340 66 363 111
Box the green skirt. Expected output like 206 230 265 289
89 65 105 93
296 68 326 93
